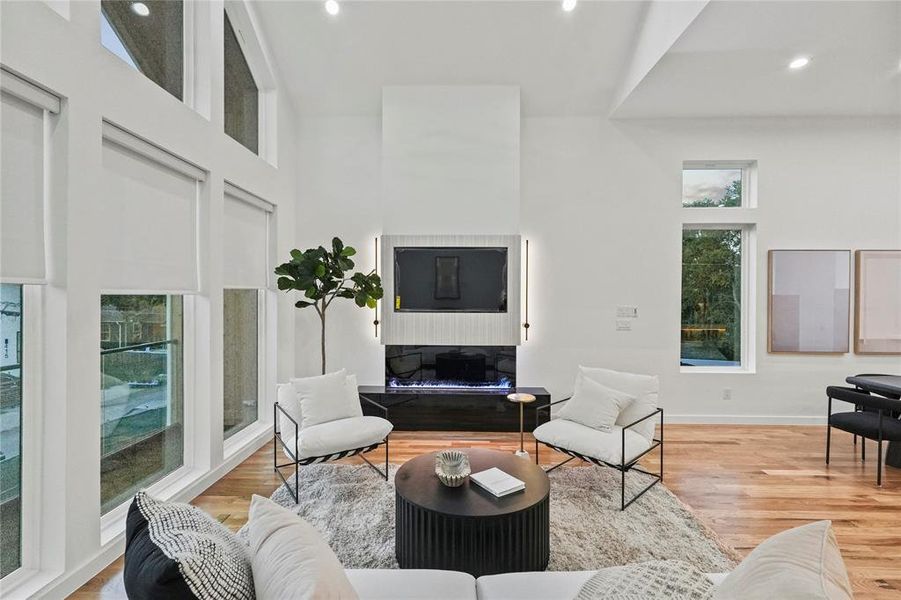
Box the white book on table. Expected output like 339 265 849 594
470 467 525 497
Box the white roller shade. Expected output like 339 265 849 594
223 184 272 289
1 92 47 282
100 136 200 292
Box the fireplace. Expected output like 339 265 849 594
385 345 516 390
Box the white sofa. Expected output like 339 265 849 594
344 569 728 600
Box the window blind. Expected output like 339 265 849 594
223 182 272 289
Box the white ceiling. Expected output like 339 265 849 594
614 0 901 118
251 0 647 117
252 0 901 119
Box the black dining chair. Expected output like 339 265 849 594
826 386 901 486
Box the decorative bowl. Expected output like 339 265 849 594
435 450 471 487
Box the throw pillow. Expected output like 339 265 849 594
714 520 853 600
276 383 301 437
574 560 714 600
558 376 634 432
292 369 353 429
578 366 659 442
245 495 359 600
123 491 254 600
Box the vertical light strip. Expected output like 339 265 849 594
524 239 530 341
374 237 380 338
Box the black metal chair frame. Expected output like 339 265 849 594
274 394 390 504
534 397 664 510
826 385 901 487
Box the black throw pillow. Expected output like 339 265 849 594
123 491 254 600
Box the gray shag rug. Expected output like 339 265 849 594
263 463 740 573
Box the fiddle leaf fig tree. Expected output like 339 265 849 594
275 237 383 374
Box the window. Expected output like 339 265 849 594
100 295 183 514
681 229 743 367
682 162 752 208
223 290 259 439
101 0 184 100
0 284 23 578
224 12 259 154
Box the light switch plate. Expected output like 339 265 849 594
616 319 632 331
616 305 638 318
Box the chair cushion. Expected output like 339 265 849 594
829 411 901 441
283 416 393 461
558 376 634 433
578 366 659 442
292 369 361 429
245 495 358 600
277 383 301 438
533 418 652 465
346 569 476 600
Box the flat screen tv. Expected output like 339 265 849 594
394 247 508 313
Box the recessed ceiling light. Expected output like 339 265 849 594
325 0 340 16
789 56 810 70
131 2 150 17
562 0 578 12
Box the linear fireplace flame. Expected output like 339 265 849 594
386 376 514 390
385 344 516 390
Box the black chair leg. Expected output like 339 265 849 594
877 439 883 487
825 425 831 465
862 438 866 462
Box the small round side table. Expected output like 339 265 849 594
507 393 537 458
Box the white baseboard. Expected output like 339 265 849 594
665 414 827 425
33 428 272 599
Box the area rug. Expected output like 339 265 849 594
264 463 740 573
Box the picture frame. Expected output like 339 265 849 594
854 249 901 354
767 249 851 354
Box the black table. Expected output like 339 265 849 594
846 374 901 468
394 448 550 577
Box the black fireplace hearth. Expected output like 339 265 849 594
385 344 515 390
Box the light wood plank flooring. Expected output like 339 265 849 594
74 426 901 599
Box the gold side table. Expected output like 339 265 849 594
507 393 537 459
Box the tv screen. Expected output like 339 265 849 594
394 247 508 313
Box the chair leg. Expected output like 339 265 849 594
862 438 866 462
621 467 626 511
825 425 832 465
384 435 390 481
877 439 883 487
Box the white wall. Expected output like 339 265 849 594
0 1 297 596
294 112 901 420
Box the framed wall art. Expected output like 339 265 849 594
855 250 901 354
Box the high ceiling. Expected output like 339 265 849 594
251 0 647 117
252 0 901 119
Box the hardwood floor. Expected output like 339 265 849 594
74 426 901 599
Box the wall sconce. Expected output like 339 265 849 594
373 236 380 338
524 239 531 341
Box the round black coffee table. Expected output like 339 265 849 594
395 448 550 577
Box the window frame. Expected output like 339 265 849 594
680 160 758 374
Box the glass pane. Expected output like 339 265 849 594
681 229 742 367
224 289 259 439
682 169 742 207
224 13 259 154
0 284 23 578
101 1 184 101
100 295 184 514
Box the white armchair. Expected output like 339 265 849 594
532 367 663 510
274 370 393 504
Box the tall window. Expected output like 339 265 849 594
100 0 184 101
680 162 756 370
100 295 183 514
224 12 259 154
223 290 259 439
0 284 23 578
681 229 743 367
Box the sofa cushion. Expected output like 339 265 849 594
282 416 393 461
123 492 254 600
534 418 652 465
573 560 714 599
476 571 596 600
578 366 659 442
558 376 634 433
245 495 358 600
346 569 477 600
713 520 852 600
